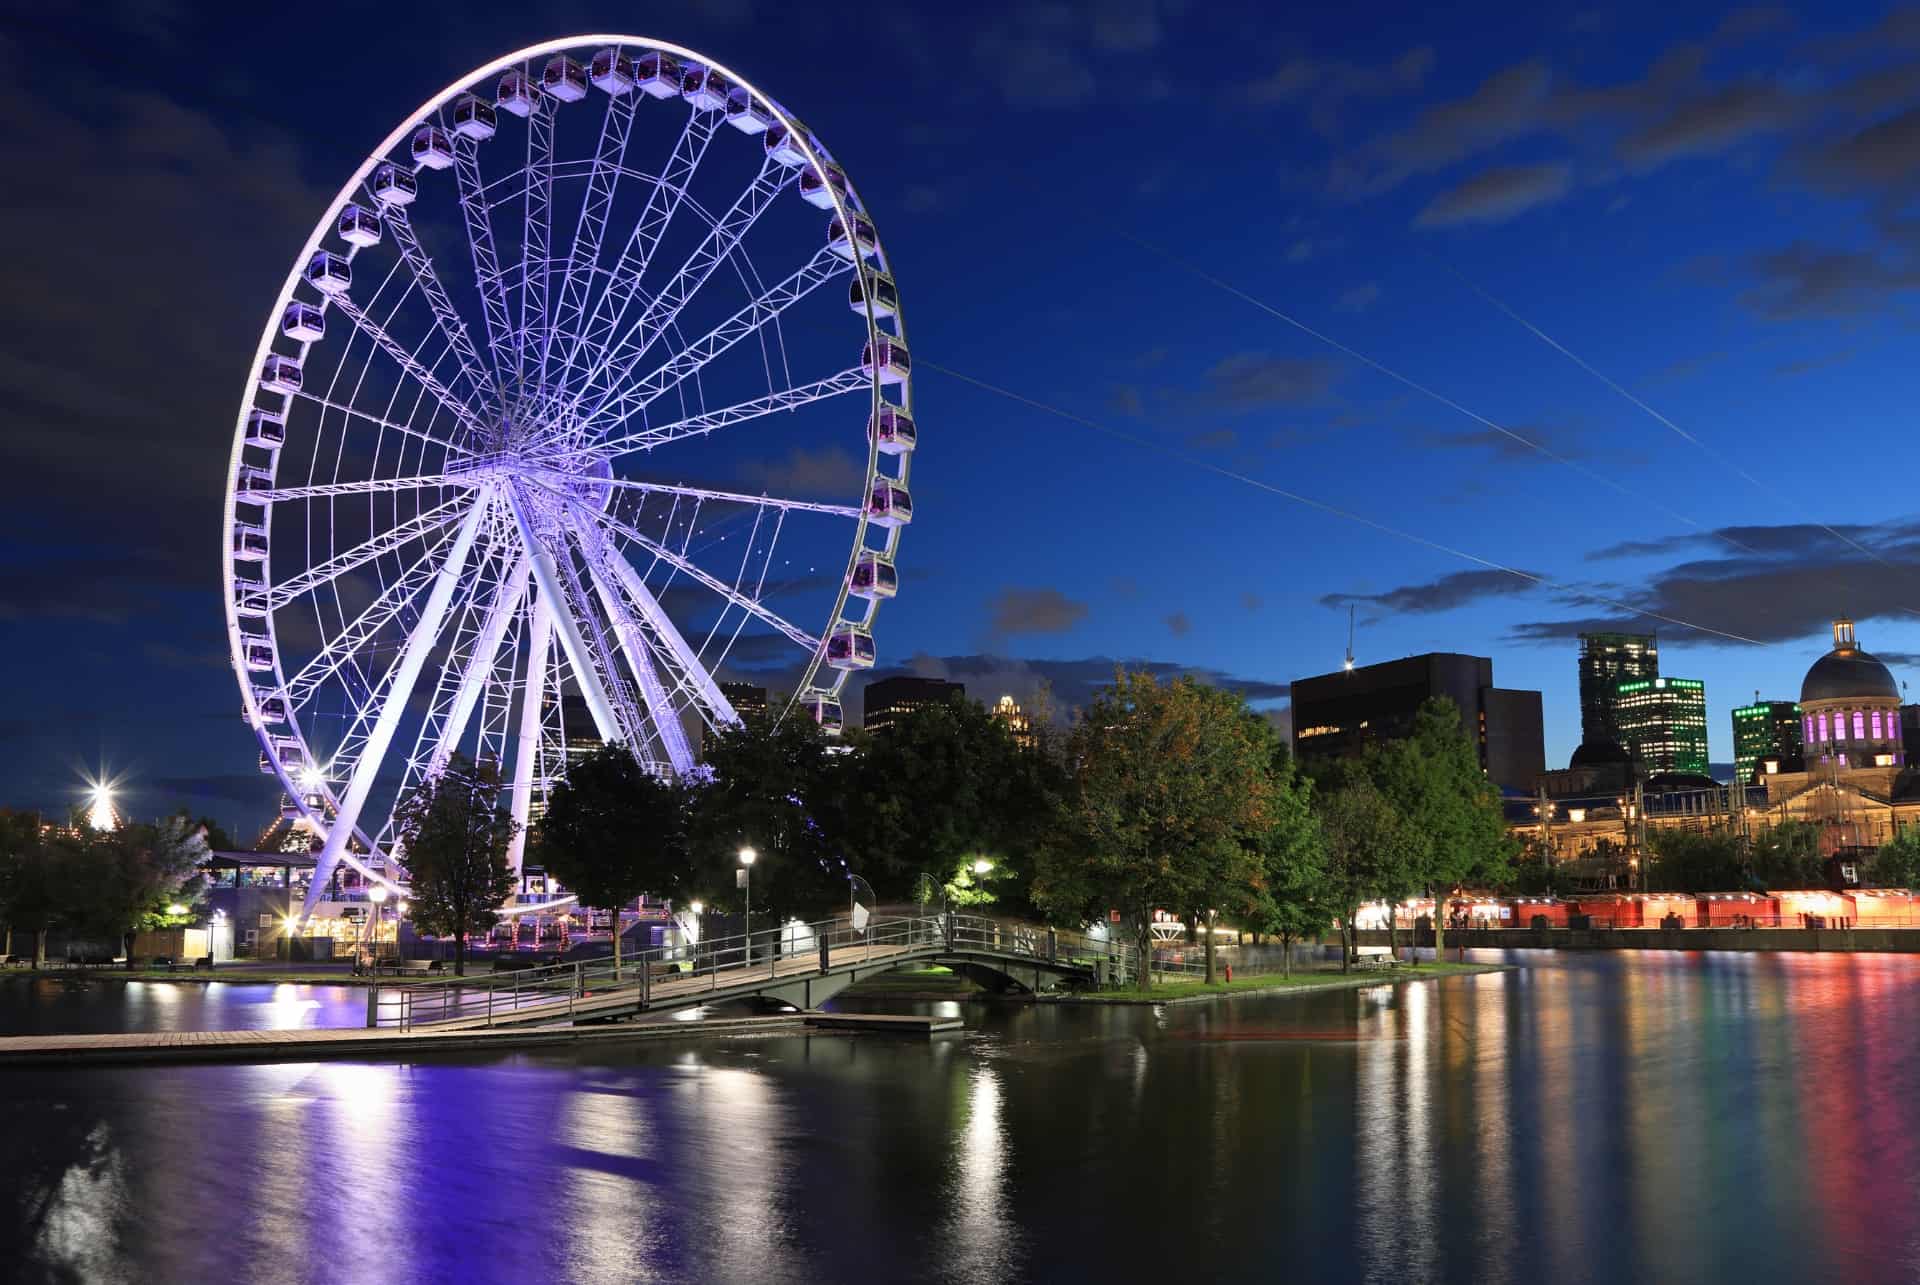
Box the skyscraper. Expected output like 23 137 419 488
1578 632 1659 745
863 675 966 734
1732 698 1804 783
1613 676 1709 777
719 682 769 719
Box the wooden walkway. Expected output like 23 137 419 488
0 1014 833 1068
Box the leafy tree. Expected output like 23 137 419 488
58 814 211 966
0 810 65 966
1030 671 1275 987
1646 828 1743 893
1365 699 1517 959
1749 820 1822 889
1870 827 1920 889
1316 776 1422 973
395 755 518 975
1243 751 1328 978
837 695 1065 918
690 712 849 928
537 743 693 978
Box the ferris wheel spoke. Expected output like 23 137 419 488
543 88 640 398
584 247 851 439
305 491 493 912
548 110 719 420
326 292 494 445
380 203 505 416
504 587 553 876
567 157 793 425
591 366 870 457
241 495 471 614
503 482 632 749
248 472 475 504
289 389 472 457
451 133 518 397
518 89 556 398
592 527 741 727
525 470 861 519
577 528 695 773
563 494 822 653
425 549 531 779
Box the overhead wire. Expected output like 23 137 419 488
1429 260 1920 619
920 358 1768 648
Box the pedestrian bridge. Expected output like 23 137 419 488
367 913 1132 1031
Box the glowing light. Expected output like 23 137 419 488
689 901 705 915
369 884 389 905
738 846 757 866
397 901 409 916
166 903 188 916
972 859 993 875
81 775 121 832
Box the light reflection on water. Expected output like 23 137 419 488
5 951 1920 1282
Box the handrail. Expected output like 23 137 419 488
369 911 1138 1029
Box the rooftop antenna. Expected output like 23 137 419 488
1344 604 1356 672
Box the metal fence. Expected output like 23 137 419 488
368 912 1137 1030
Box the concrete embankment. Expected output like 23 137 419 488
1355 926 1920 953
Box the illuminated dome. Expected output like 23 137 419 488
1800 617 1899 704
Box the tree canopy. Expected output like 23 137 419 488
396 755 518 974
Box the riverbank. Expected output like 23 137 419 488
1356 925 1920 953
1055 960 1507 1005
2 965 390 987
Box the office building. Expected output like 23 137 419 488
1578 632 1659 745
719 682 769 719
863 675 966 734
1290 652 1544 794
1732 698 1804 784
992 694 1036 750
1613 676 1709 777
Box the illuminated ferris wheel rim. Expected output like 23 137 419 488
221 35 912 909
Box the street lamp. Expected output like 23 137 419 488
738 847 757 956
368 883 389 965
971 859 992 876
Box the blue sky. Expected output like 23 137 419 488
3 0 1918 829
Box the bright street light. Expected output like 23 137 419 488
369 884 389 904
738 847 756 952
972 859 993 875
738 846 757 866
689 901 705 916
166 903 188 916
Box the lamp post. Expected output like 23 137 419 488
738 846 757 962
368 883 389 969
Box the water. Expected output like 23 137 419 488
0 975 370 1034
4 951 1920 1284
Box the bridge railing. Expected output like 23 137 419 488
369 911 1140 1029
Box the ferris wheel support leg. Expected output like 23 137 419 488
601 543 739 727
427 551 531 779
505 591 553 879
582 538 695 774
304 491 493 917
505 484 627 747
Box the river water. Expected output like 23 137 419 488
3 951 1919 1284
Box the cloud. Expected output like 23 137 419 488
972 12 1097 108
1421 422 1582 463
1737 240 1920 319
1414 163 1572 226
987 587 1089 637
901 184 943 213
1241 593 1264 611
1336 60 1552 196
1773 350 1856 376
1239 46 1434 134
1618 83 1805 169
1335 282 1381 312
1321 568 1544 614
1090 0 1162 52
1108 384 1145 416
853 652 1292 723
1165 611 1192 636
739 445 867 497
1516 519 1920 645
1798 106 1920 196
1200 353 1340 409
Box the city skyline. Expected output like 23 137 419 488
4 2 1919 826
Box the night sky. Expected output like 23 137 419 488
4 1 1918 833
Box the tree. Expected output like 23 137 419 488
1316 777 1421 974
536 743 691 979
1646 828 1743 893
0 811 65 967
1030 671 1275 988
395 755 518 975
690 712 849 927
1750 821 1822 889
1244 752 1328 978
1870 827 1920 889
1365 700 1516 960
59 814 211 966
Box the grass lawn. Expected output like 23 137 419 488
1070 961 1507 1003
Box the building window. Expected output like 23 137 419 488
1854 711 1867 741
1871 710 1884 740
1818 712 1829 742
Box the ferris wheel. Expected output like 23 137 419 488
221 37 913 914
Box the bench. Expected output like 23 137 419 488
1353 955 1409 971
376 959 441 977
